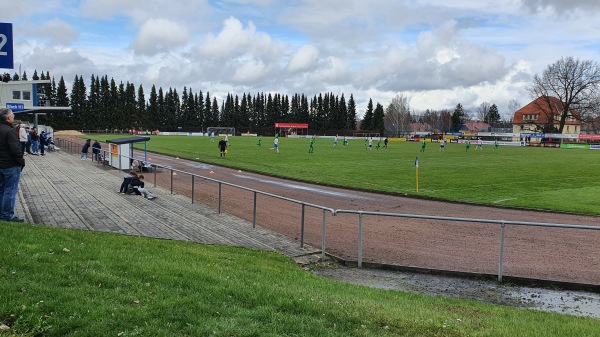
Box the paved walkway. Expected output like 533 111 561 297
16 151 320 259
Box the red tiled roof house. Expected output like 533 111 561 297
512 96 581 139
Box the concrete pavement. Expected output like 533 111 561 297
16 150 320 259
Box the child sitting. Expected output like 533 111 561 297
129 174 157 200
120 171 137 194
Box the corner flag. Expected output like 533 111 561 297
415 156 419 193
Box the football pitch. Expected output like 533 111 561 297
132 135 600 215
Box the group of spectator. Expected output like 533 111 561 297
16 124 53 156
80 139 103 161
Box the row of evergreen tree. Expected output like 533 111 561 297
10 70 389 134
8 70 501 135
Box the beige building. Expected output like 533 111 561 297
512 96 581 139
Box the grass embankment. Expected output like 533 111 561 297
1 223 598 336
119 135 600 215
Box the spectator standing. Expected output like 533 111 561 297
0 108 25 222
18 124 28 154
39 131 48 156
30 127 40 154
92 140 101 161
81 139 91 160
26 127 32 154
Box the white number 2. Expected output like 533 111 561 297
0 34 7 56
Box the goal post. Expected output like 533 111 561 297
353 132 380 138
207 127 235 136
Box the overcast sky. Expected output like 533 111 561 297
2 0 599 119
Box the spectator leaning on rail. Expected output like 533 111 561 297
91 140 101 161
0 108 26 222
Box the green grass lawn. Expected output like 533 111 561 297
118 134 600 215
1 222 598 337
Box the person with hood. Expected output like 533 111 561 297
81 139 91 160
39 131 48 156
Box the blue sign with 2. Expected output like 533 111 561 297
0 22 14 69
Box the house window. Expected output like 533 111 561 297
567 126 570 132
12 91 21 99
23 91 31 100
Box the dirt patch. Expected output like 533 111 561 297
312 265 600 318
54 130 84 136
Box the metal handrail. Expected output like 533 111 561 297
335 209 600 281
56 137 600 283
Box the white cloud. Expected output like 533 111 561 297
233 58 268 83
37 19 78 45
287 45 319 73
196 17 275 58
131 19 189 55
5 0 599 117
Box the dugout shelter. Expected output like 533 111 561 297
106 136 151 170
274 122 308 137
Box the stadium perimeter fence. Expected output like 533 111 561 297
56 138 600 288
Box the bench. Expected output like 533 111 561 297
137 160 153 172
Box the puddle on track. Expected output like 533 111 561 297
314 267 600 318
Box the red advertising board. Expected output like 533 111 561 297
274 123 308 129
579 134 600 140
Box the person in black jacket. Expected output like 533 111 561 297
80 139 91 160
129 174 157 200
0 108 25 222
91 140 101 161
218 137 227 157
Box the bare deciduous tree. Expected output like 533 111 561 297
476 102 491 122
528 56 600 133
384 93 412 136
506 99 521 122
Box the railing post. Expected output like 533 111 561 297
321 209 326 260
218 182 222 214
498 222 506 282
252 191 257 228
358 212 363 268
191 175 195 204
300 204 305 248
153 166 157 187
170 168 174 194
